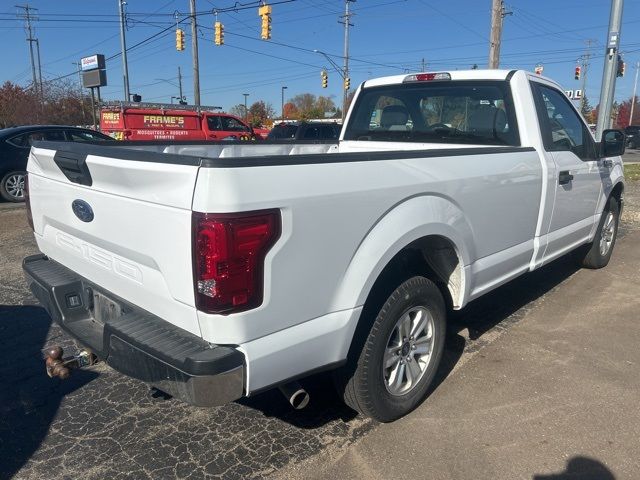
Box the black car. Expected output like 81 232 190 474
0 125 113 202
266 121 341 142
625 125 640 149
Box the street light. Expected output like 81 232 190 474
281 86 288 121
313 49 347 122
243 93 250 123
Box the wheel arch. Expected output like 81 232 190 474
610 180 624 210
330 195 475 363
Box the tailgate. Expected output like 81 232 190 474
27 143 202 336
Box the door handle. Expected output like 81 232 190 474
558 170 574 185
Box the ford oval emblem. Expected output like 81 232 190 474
72 199 94 223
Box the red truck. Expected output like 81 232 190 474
100 103 255 141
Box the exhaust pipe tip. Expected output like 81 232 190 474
279 381 310 410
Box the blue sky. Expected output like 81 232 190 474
1 0 639 113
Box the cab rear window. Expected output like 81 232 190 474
344 81 520 146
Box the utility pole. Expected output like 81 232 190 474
488 1 511 69
178 66 184 102
190 0 201 107
16 5 39 92
596 0 624 140
35 38 43 96
118 0 130 101
630 61 639 126
421 58 426 72
579 39 596 114
339 0 355 122
488 0 503 68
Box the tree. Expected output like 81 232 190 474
248 100 275 127
291 93 319 119
0 81 39 127
0 80 87 128
290 93 339 119
282 102 298 120
229 104 246 119
580 95 593 119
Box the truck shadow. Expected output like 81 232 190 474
0 304 98 479
533 456 615 479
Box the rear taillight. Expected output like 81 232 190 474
192 209 281 315
24 173 34 231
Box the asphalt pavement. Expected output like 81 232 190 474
1 159 639 480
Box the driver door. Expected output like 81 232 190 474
531 82 602 261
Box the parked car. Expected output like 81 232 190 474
24 69 625 422
625 125 639 149
266 121 341 141
0 125 113 202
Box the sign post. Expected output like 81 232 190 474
80 54 107 131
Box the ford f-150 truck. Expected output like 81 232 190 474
23 70 626 422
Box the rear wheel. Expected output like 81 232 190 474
335 276 446 422
0 171 26 202
578 196 620 269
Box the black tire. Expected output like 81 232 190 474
578 196 620 269
334 276 446 422
0 170 27 202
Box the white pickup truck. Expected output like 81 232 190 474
23 69 626 422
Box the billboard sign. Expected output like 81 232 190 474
82 69 107 88
81 54 105 71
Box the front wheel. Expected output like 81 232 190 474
578 196 620 269
335 276 446 422
1 171 27 202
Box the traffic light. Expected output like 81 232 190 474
214 21 224 46
259 4 272 40
176 28 185 51
617 55 625 77
574 65 581 80
344 77 350 90
321 70 328 88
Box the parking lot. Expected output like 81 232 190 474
1 151 639 480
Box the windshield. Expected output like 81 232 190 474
344 80 519 146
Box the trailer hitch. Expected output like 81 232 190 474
44 346 98 379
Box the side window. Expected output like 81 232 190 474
322 125 339 139
533 84 594 159
44 130 66 141
206 116 222 131
7 134 28 147
303 127 320 139
25 132 47 145
221 117 249 132
67 130 105 142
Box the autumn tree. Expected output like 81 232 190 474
248 100 275 127
290 93 338 119
0 82 39 127
282 102 298 120
0 80 88 128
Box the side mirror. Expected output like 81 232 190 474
600 129 625 157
